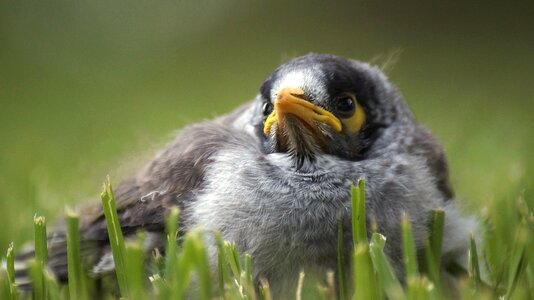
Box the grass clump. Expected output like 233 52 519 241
0 177 532 299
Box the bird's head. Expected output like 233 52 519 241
253 53 409 169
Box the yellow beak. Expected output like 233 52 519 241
263 87 342 135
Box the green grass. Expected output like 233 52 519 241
31 215 48 300
65 210 86 300
101 177 130 297
1 179 532 299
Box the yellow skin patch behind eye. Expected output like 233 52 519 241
342 100 366 134
263 87 342 135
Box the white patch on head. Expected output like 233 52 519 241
271 69 328 104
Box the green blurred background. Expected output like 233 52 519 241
0 1 533 253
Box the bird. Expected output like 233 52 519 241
16 53 476 297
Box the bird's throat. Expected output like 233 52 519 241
275 115 326 169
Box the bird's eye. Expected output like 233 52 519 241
336 96 355 116
262 102 274 116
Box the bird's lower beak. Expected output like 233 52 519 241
263 87 342 135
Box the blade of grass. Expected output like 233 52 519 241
351 179 367 246
244 254 253 287
157 207 180 299
353 243 377 300
406 276 432 300
242 253 256 299
428 209 444 270
422 240 440 295
164 207 180 282
369 233 405 300
100 176 130 297
149 274 166 298
44 269 60 300
214 232 231 298
34 216 48 267
1 269 9 300
173 231 196 299
125 232 147 300
423 209 444 288
296 271 305 300
401 213 418 279
337 216 347 300
190 231 212 300
65 209 87 300
402 213 422 300
468 234 481 290
224 241 242 284
316 271 336 300
505 219 528 298
29 259 45 300
5 242 17 300
259 278 272 300
33 215 48 300
5 243 14 288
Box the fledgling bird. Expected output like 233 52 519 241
17 53 476 297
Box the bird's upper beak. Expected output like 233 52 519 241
263 87 342 135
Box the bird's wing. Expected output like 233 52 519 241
412 125 454 199
82 102 253 239
15 102 254 285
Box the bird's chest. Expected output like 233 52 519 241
190 152 356 277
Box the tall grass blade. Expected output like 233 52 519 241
5 242 18 300
100 176 130 297
259 278 272 300
65 209 87 300
1 268 10 300
6 243 15 287
44 269 60 300
337 216 347 300
164 207 180 282
351 179 367 246
214 232 230 297
406 276 432 300
424 209 444 287
224 241 242 284
173 231 196 299
428 209 444 268
34 216 48 267
505 219 527 298
155 207 179 299
242 253 256 299
401 213 418 279
422 240 440 294
468 234 481 290
402 213 421 300
191 231 212 300
149 274 166 299
353 243 377 300
125 232 147 300
33 215 48 300
369 233 405 300
29 259 45 300
169 229 215 299
325 271 337 300
296 271 305 300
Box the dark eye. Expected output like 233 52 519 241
336 96 355 116
262 101 274 116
